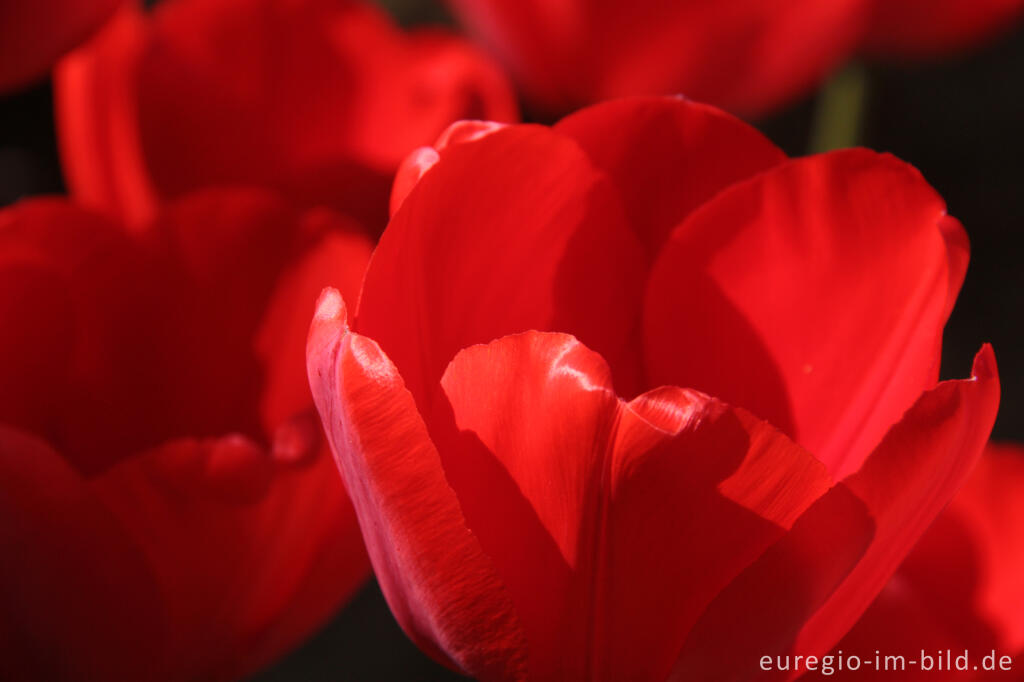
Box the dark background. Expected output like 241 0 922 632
1 1 1020 679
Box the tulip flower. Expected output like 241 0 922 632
0 0 119 91
308 96 1000 681
54 0 518 229
830 443 1024 680
0 189 371 681
445 0 1024 116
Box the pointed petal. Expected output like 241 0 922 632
644 149 965 478
307 289 526 681
794 346 1000 660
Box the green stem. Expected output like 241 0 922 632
809 62 868 154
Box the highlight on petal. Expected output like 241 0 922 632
389 119 508 217
434 330 836 680
644 149 965 479
307 289 528 681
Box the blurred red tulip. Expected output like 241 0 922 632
864 0 1024 58
0 190 371 681
445 0 1024 116
0 0 119 91
54 0 518 229
829 442 1024 680
307 97 1000 681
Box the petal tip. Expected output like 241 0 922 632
971 343 998 382
314 287 347 327
434 119 507 151
390 146 441 218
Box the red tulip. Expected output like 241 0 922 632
864 0 1024 58
307 96 1000 681
0 189 371 681
444 0 1024 116
829 443 1024 680
54 0 518 229
0 0 119 91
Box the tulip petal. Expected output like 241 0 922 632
447 0 865 116
256 210 373 451
830 512 998 680
864 0 1024 57
0 426 163 681
55 0 516 229
793 345 1000 661
555 96 785 258
357 124 647 412
0 0 119 91
90 431 368 681
55 5 156 226
670 485 874 681
307 289 527 681
0 199 163 473
954 443 1024 653
438 331 834 680
645 149 965 478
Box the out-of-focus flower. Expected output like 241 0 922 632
54 0 518 229
864 0 1024 58
0 189 371 681
0 0 119 92
444 0 1024 117
307 96 1000 681
829 442 1024 680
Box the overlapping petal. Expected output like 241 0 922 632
55 0 517 228
644 149 965 479
793 347 1000 663
0 426 164 681
438 331 836 681
307 97 1001 680
357 124 647 405
834 443 1024 679
446 0 1024 117
308 290 527 681
446 0 865 116
0 193 371 679
554 97 786 258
